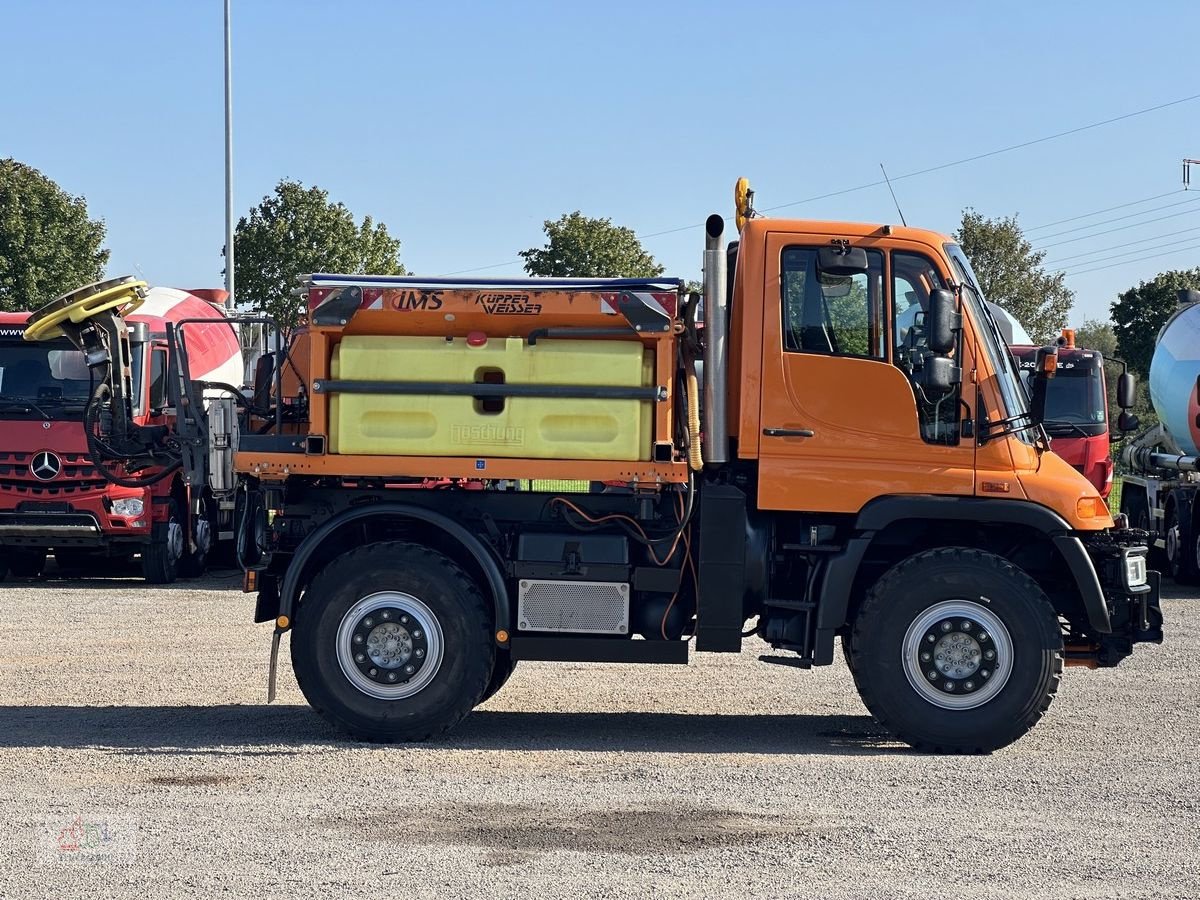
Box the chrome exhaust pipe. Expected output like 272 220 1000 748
702 214 728 465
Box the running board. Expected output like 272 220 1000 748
509 636 688 664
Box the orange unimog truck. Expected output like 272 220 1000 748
25 182 1162 752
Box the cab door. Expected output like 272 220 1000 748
756 233 976 513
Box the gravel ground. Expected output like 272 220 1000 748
0 569 1197 899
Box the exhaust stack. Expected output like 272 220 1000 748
703 214 728 465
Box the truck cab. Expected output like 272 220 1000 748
1011 331 1113 497
0 284 241 582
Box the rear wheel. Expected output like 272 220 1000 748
7 549 46 579
1165 502 1199 584
179 498 214 578
849 547 1062 753
291 541 494 741
141 500 183 584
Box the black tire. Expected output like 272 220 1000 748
141 500 183 584
7 549 46 579
291 541 494 742
480 653 517 704
178 497 215 579
1165 501 1199 584
849 547 1062 753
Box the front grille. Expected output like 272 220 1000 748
0 453 103 496
517 579 630 634
0 478 108 496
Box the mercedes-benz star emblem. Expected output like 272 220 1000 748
30 451 62 481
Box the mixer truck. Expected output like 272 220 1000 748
0 284 243 583
21 182 1162 753
1119 289 1200 583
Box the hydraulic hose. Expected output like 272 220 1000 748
84 381 181 488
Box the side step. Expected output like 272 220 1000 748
509 636 688 664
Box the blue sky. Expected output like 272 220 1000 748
3 1 1198 323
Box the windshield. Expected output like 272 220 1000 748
944 243 1035 444
0 340 145 419
1014 351 1106 436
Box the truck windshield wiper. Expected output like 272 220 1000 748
1045 422 1093 438
0 394 50 419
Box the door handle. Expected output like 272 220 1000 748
762 427 815 438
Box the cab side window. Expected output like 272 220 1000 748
892 252 961 445
781 247 885 359
149 349 168 411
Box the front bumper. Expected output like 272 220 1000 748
1079 529 1164 665
0 509 150 548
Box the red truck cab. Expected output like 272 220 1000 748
0 285 241 582
1013 331 1113 497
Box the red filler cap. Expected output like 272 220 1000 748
466 331 488 347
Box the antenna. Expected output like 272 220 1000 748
880 163 907 226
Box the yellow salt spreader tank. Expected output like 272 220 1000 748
270 274 697 485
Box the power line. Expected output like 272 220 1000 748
1031 194 1200 241
637 91 1200 239
1051 233 1200 272
438 91 1200 276
1025 190 1183 231
1044 225 1200 266
1061 241 1200 277
1037 205 1200 250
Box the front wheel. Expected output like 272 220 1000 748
141 500 183 584
291 541 495 742
849 547 1062 753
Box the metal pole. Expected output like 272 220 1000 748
223 0 235 311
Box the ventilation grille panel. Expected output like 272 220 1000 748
517 579 629 634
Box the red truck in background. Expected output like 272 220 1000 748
1011 329 1114 498
0 280 243 583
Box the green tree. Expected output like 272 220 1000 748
231 179 405 332
955 209 1073 343
519 211 664 278
1110 267 1200 379
0 159 109 311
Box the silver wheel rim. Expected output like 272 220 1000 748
166 519 184 564
902 599 1014 710
336 592 444 700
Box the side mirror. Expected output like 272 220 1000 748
816 245 869 276
1117 370 1136 409
1028 346 1058 424
917 355 961 395
253 352 275 412
927 289 961 355
1118 410 1140 433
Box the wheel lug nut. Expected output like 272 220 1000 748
920 652 931 662
941 622 952 632
928 670 938 680
405 665 416 674
415 648 424 658
369 668 378 677
382 611 390 619
413 630 422 639
356 653 365 662
364 618 374 627
400 615 409 624
964 681 975 690
354 635 364 643
961 621 972 630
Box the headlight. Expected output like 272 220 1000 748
111 497 145 517
1123 551 1148 590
